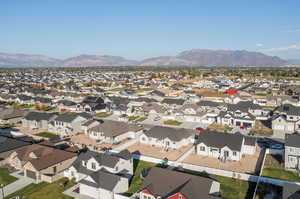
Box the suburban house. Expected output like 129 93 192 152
57 100 78 112
64 149 133 199
79 96 106 113
161 98 185 111
284 133 300 170
107 97 133 116
87 120 143 144
15 95 33 105
139 126 195 150
9 144 77 183
272 104 300 133
0 108 26 125
216 101 263 129
48 113 91 137
195 131 256 162
0 135 31 166
141 102 167 117
22 112 58 130
139 167 221 199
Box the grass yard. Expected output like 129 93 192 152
94 112 112 118
136 117 147 122
4 177 74 199
262 154 300 182
0 124 14 129
35 132 57 138
163 120 182 126
128 116 139 121
262 168 300 182
124 160 157 196
0 168 17 186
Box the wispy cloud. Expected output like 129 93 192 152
256 43 263 47
286 29 300 33
263 44 300 52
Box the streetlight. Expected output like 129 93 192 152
1 184 4 199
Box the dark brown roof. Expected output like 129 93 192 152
140 167 220 199
16 144 76 171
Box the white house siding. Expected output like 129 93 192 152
242 144 256 155
80 183 100 199
196 143 241 161
139 134 191 149
113 177 129 194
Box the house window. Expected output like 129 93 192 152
92 162 96 170
233 151 237 156
200 146 205 151
93 132 97 136
290 148 295 153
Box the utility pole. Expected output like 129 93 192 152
1 184 4 199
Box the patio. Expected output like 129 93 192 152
183 146 263 174
126 143 193 161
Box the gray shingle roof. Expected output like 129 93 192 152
196 130 244 151
285 133 300 148
0 135 31 153
144 126 195 142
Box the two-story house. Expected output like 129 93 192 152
48 113 91 137
285 133 300 170
22 112 58 130
272 104 300 134
64 150 133 199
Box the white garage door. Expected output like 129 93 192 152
274 125 284 130
80 183 98 199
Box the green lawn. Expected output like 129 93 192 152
163 120 182 126
262 168 300 182
94 112 112 118
128 116 139 121
136 117 147 122
4 178 74 199
0 168 17 186
0 124 14 129
35 132 57 138
124 160 157 196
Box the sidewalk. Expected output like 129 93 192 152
0 171 34 199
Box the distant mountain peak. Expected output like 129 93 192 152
0 49 289 67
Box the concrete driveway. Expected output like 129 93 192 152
0 171 34 199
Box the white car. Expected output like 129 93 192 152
153 116 161 121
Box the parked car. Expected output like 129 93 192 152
153 116 161 121
270 143 284 150
195 127 204 131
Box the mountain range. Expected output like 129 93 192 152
0 49 290 67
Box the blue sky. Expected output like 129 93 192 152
1 0 300 60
